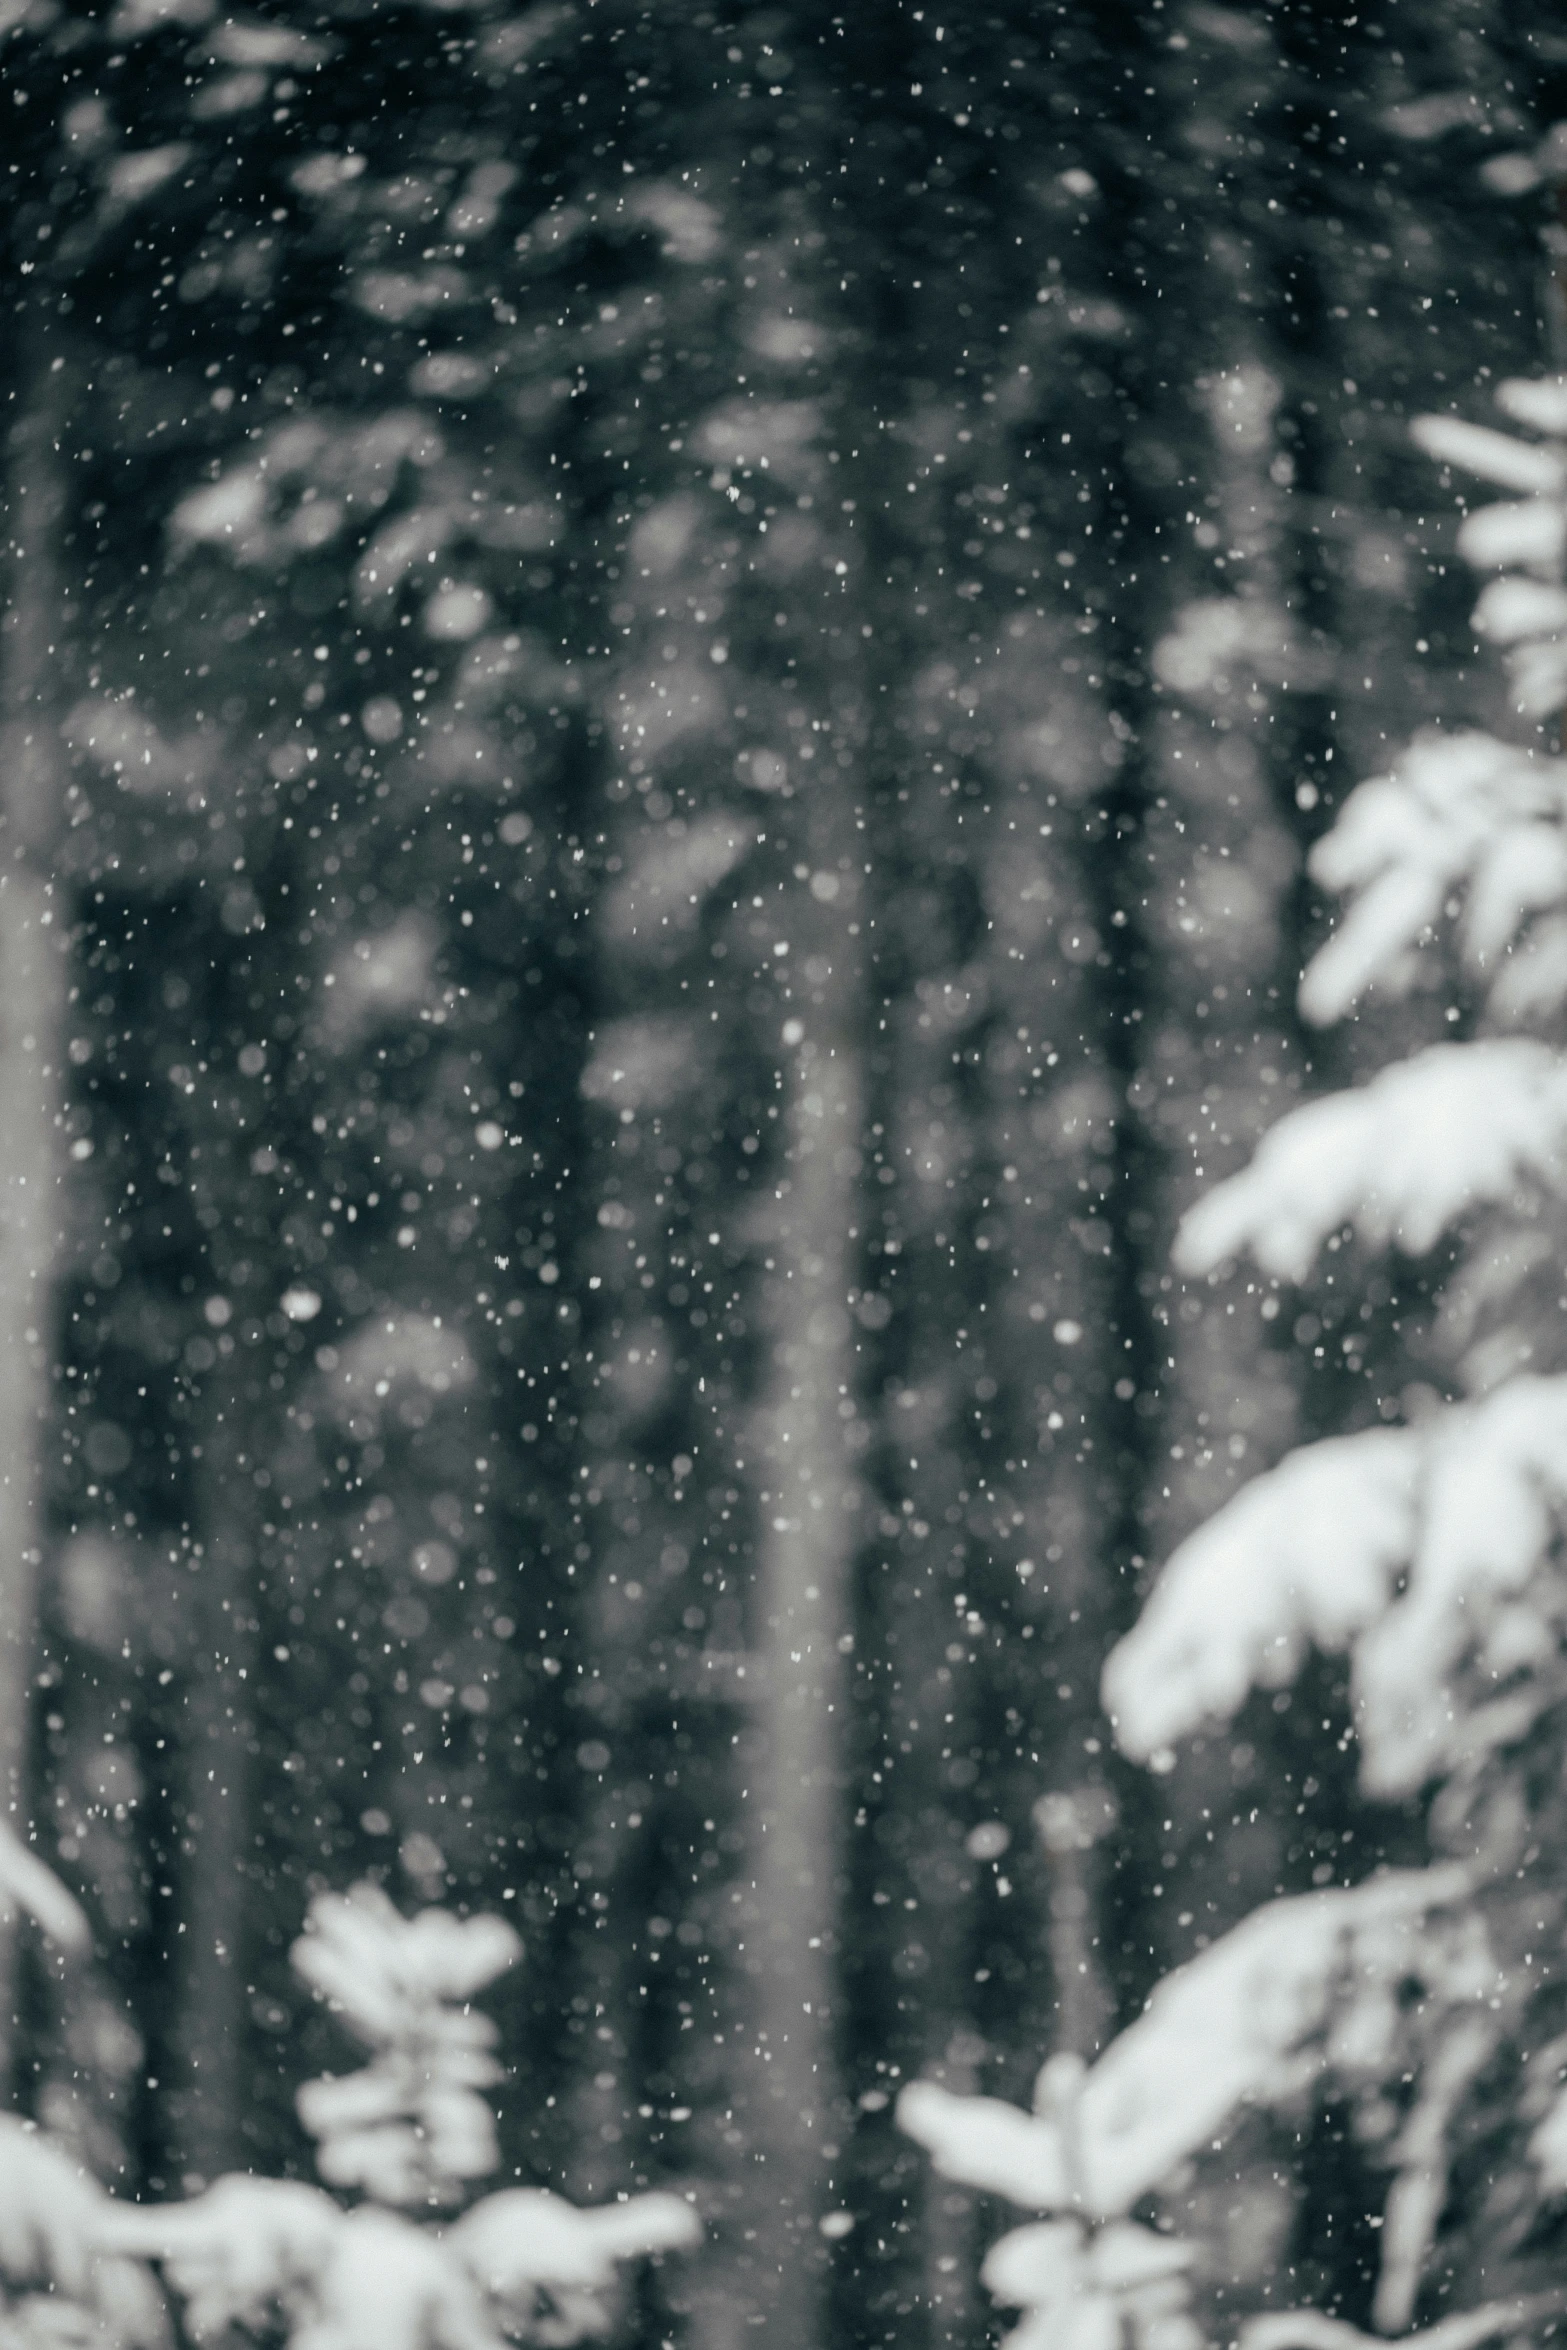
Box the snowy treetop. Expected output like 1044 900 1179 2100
291 1884 522 2206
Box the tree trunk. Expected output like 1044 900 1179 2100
733 830 864 2339
0 353 73 2084
169 1518 254 2183
165 1352 260 2188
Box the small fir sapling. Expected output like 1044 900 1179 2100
0 1872 697 2350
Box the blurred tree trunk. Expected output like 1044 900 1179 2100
165 1117 272 2186
168 1445 256 2189
0 350 73 2086
1131 340 1321 1963
733 821 865 2341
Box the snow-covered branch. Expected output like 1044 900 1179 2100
900 1867 1471 2219
1176 1042 1567 1283
1106 1375 1567 1793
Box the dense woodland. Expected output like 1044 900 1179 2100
4 3 1567 2347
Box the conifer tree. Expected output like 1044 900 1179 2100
903 369 1567 2349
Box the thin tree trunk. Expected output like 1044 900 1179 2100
0 354 73 2085
734 825 865 2342
160 1095 272 2183
1134 345 1317 1963
166 1368 258 2188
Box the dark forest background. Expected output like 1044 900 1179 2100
2 2 1565 2343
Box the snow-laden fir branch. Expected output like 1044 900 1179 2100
1104 1374 1567 1793
1297 734 1567 1029
898 1864 1473 2219
1175 1040 1567 1283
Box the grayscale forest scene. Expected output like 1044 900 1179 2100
4 3 1567 2347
